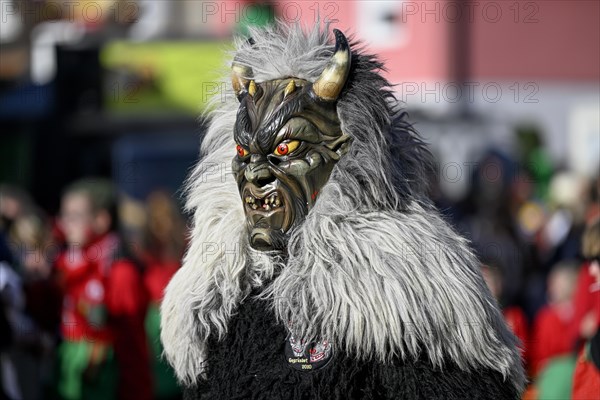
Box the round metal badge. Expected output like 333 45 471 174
284 333 333 371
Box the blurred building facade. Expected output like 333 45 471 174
1 0 598 209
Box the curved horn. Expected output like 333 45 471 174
231 37 256 100
311 29 351 101
231 61 254 100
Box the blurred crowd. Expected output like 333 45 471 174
1 0 598 399
0 180 184 400
0 144 599 400
430 135 600 398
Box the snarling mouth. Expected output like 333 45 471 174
244 191 284 212
240 184 295 250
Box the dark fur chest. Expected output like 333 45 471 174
184 297 517 400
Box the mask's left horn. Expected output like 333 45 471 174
310 29 351 102
231 62 254 101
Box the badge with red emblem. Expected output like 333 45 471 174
284 333 333 371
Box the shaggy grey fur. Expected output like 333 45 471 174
160 22 526 393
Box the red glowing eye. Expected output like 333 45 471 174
273 140 299 156
276 143 289 156
236 145 248 157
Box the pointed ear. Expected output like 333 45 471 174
326 134 352 158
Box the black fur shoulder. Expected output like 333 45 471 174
182 296 517 400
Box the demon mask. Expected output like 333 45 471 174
231 30 352 250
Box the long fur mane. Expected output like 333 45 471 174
160 22 525 393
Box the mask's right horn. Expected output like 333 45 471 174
231 62 254 101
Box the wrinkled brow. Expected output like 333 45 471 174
234 90 305 153
254 99 305 153
233 97 254 148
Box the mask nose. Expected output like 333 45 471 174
245 155 276 187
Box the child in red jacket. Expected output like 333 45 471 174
530 261 579 376
55 179 152 400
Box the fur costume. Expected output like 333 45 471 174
161 22 526 399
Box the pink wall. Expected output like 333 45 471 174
290 1 454 83
290 0 599 83
219 1 598 83
470 0 600 81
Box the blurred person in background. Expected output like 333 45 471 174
54 178 151 400
0 185 32 228
459 150 529 311
0 185 33 264
585 176 600 222
538 172 588 271
8 206 62 399
567 177 600 354
571 219 600 399
529 262 580 399
0 258 24 400
141 190 185 400
530 261 579 376
0 186 60 399
0 185 29 400
520 172 588 325
481 263 529 368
